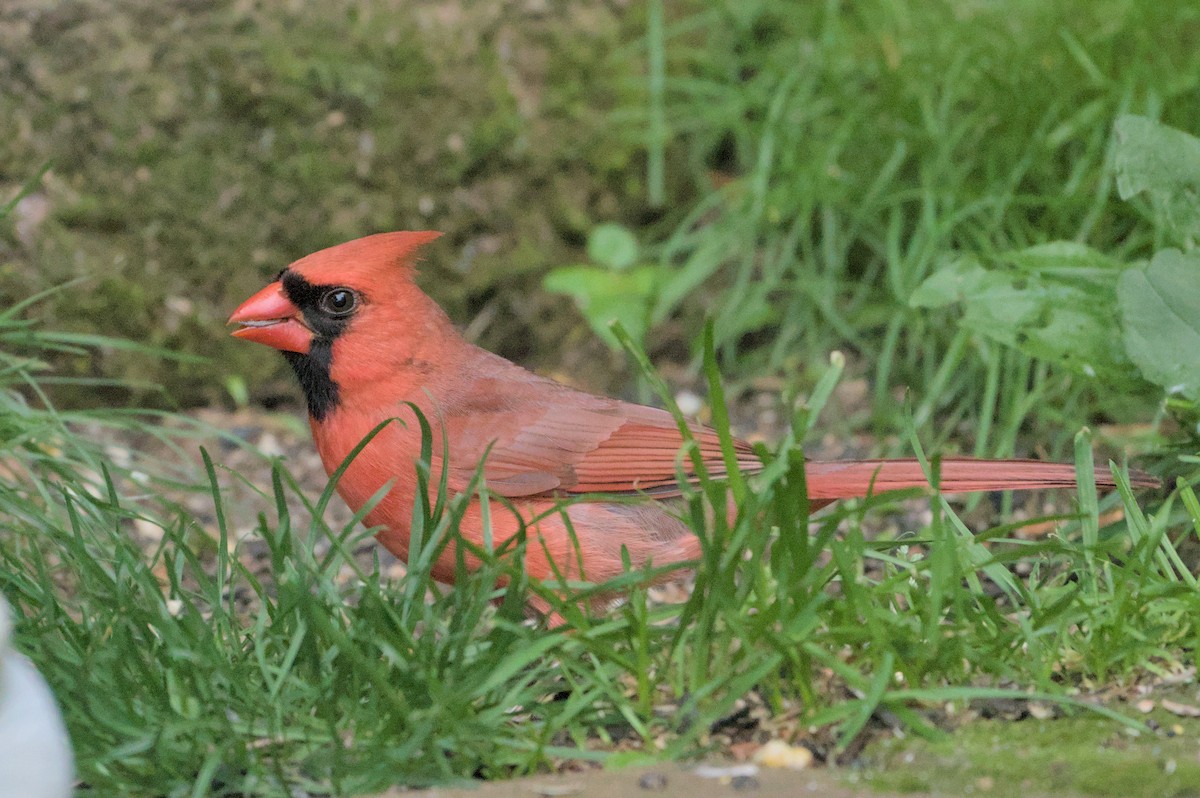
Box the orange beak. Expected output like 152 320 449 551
228 282 313 354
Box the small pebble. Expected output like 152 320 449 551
638 772 668 790
730 775 760 791
675 390 703 417
694 764 758 780
1028 702 1053 720
753 739 814 770
257 432 284 458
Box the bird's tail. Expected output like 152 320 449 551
803 457 1158 504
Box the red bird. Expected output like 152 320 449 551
229 232 1150 603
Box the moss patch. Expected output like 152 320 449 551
0 0 660 407
861 713 1200 798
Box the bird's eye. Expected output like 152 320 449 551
319 288 358 317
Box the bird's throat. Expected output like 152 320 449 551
283 340 340 421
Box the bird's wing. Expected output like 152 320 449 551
434 376 759 498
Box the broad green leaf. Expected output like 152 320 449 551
1117 248 1200 398
543 265 657 349
586 223 639 270
908 255 1004 309
1113 115 1200 246
1000 241 1123 274
911 249 1139 384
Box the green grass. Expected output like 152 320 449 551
643 0 1200 450
3 1 1200 795
2 308 1196 795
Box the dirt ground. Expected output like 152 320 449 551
381 763 903 798
371 759 1143 798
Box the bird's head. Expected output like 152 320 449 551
228 231 447 419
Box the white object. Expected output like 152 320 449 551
0 597 74 798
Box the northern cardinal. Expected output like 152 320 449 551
229 232 1153 600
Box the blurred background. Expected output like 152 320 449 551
6 4 1200 793
3 0 1198 455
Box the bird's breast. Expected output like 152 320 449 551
310 405 426 520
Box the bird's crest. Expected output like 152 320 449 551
287 231 442 285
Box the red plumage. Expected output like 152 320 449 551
229 233 1155 599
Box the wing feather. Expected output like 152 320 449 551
432 373 759 498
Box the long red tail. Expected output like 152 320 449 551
804 458 1157 504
